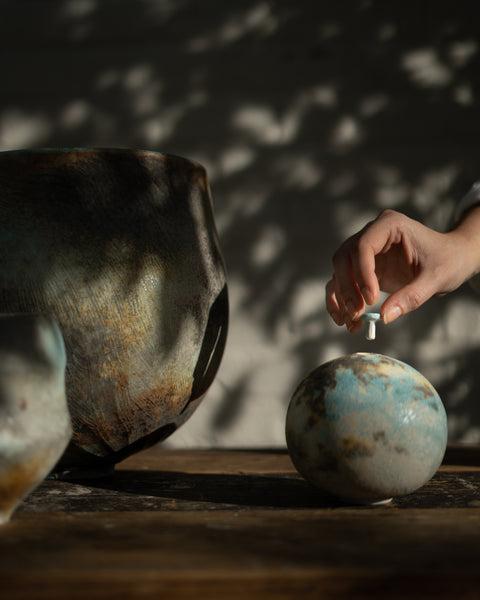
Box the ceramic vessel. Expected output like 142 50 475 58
0 313 71 522
0 149 228 476
286 352 447 504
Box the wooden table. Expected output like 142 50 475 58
2 444 480 599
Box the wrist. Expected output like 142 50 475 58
448 205 480 281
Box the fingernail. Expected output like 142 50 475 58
383 305 402 324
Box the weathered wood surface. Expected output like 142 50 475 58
2 445 480 599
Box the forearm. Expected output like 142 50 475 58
448 204 480 284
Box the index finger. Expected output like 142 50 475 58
349 227 381 306
331 236 365 319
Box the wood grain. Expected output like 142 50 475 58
2 445 480 599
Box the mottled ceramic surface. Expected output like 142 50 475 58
0 314 71 522
286 352 448 504
0 149 228 474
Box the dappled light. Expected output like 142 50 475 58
0 109 52 148
1 0 480 446
402 48 453 89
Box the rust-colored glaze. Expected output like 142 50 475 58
412 383 437 402
372 430 387 444
335 354 386 388
294 370 333 417
0 149 228 473
0 451 52 522
341 436 375 458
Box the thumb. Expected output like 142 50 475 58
380 276 437 324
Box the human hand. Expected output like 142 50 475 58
325 209 479 333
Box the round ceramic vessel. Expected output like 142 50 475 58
0 313 71 522
0 149 228 476
286 352 448 504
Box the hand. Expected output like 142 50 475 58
326 208 480 332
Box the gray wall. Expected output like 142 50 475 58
2 0 480 447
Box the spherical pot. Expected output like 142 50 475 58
286 352 447 504
0 313 71 522
0 148 228 476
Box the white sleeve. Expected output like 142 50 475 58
454 182 480 293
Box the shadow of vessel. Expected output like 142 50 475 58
0 148 228 477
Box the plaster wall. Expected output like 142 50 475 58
1 0 480 446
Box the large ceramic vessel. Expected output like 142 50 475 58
0 148 228 475
0 313 71 522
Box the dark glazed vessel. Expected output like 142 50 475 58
0 148 228 476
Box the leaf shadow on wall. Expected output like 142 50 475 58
2 0 480 440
